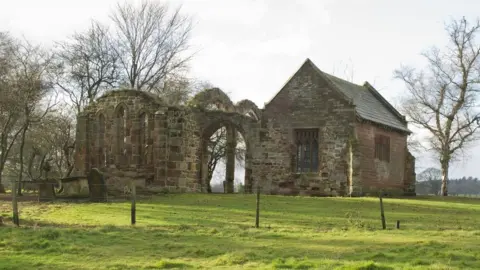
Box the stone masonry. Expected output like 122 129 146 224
73 58 416 196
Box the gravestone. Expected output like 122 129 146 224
36 158 56 202
87 168 107 202
38 180 56 202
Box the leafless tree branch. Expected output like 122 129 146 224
394 17 480 196
109 0 193 93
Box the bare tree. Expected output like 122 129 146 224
109 0 193 92
417 167 442 182
9 111 75 182
332 58 355 82
0 32 25 193
56 21 119 114
10 38 57 195
157 75 207 105
43 112 76 178
394 17 480 196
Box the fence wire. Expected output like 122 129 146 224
1 180 479 230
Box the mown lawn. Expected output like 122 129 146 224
1 194 480 269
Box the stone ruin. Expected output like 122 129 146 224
73 88 261 194
72 59 416 197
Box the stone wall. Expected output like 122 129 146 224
404 150 416 195
74 90 163 176
74 88 260 194
73 82 415 197
260 60 356 196
74 90 163 191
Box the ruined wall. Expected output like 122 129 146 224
260 61 356 196
74 90 163 190
157 107 200 192
74 88 260 194
73 84 414 197
192 109 260 193
404 150 416 195
354 121 409 195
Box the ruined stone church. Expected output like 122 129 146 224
73 59 416 196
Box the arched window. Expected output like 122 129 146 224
139 112 149 165
97 113 106 167
116 105 127 164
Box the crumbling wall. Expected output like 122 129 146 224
404 150 416 195
74 88 260 194
73 85 414 197
74 90 163 191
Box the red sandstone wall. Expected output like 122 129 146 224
355 121 407 193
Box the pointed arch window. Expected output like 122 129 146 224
139 112 149 164
97 113 106 166
116 105 127 161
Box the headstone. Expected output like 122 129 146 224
38 181 56 202
87 168 107 202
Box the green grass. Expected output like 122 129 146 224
1 194 480 269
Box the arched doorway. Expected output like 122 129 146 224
199 120 250 193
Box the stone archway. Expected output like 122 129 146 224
195 110 257 194
199 119 250 193
190 88 259 194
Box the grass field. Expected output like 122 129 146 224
1 194 480 269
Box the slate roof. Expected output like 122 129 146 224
266 59 410 133
322 72 410 133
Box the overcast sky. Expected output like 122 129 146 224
1 0 480 178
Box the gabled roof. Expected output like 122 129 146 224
266 58 411 133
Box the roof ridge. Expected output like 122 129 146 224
305 59 355 105
322 72 365 102
323 72 363 88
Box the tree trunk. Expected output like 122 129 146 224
0 131 23 194
0 174 5 193
16 124 28 196
440 161 449 196
206 172 212 193
0 160 6 193
225 125 236 193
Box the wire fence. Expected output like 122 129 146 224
1 180 479 229
1 180 262 227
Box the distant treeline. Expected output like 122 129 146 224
416 177 480 195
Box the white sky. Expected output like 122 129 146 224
2 0 480 178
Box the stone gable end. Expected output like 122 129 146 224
259 60 356 196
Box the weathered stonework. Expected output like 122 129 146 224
260 60 355 196
73 59 416 197
73 89 261 193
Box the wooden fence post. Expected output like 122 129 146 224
255 184 260 228
131 182 136 225
379 193 386 230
